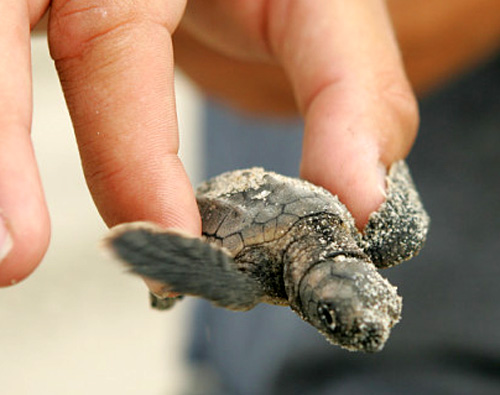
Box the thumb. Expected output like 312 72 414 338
269 0 418 227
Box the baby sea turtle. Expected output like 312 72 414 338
106 161 429 352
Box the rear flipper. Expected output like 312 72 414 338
149 293 183 311
105 222 264 311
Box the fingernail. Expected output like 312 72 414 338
377 162 388 198
0 215 13 264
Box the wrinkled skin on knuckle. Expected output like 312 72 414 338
48 0 186 61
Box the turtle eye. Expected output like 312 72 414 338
318 304 336 330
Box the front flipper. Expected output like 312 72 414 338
361 161 430 268
105 222 264 311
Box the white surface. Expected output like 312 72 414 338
0 36 203 395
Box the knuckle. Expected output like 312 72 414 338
49 0 185 60
85 161 127 193
49 1 136 60
78 138 128 191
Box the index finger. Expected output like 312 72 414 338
48 0 201 234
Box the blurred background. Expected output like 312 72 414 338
3 5 500 394
0 35 201 394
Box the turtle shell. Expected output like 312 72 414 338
197 168 358 256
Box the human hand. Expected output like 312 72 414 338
0 0 418 287
0 0 200 286
174 0 418 226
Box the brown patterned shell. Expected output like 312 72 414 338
197 168 358 257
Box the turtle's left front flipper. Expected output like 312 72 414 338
105 222 264 311
361 161 430 268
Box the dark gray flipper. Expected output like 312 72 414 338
361 161 430 268
106 223 264 311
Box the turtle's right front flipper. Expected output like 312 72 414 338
105 222 264 311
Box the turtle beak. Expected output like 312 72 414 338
296 258 401 352
316 300 387 352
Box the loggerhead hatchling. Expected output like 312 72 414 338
106 161 429 352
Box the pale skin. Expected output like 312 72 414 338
1 0 500 287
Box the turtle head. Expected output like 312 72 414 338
297 257 402 352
